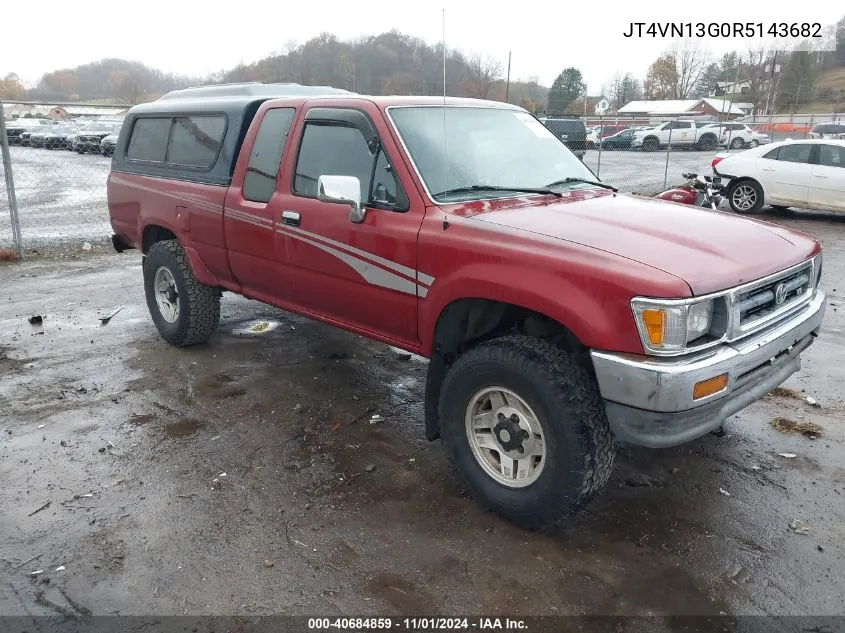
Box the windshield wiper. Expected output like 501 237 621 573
432 185 562 199
544 177 618 192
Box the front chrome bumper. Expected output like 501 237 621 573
590 289 826 448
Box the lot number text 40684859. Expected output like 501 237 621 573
307 617 528 630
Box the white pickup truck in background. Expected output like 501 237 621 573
632 120 720 151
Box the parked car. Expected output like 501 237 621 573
4 119 55 145
29 128 53 148
107 83 826 529
538 116 587 159
702 123 770 149
807 123 845 140
712 139 845 214
597 127 636 151
585 127 600 149
100 129 120 156
43 122 79 149
18 130 36 147
632 120 720 151
74 120 123 153
596 124 626 138
33 123 78 149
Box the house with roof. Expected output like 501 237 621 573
617 98 746 120
710 80 752 97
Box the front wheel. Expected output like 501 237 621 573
728 179 764 214
143 240 220 347
438 335 615 529
730 138 745 149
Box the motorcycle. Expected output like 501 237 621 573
655 172 725 210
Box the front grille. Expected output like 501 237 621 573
736 263 813 331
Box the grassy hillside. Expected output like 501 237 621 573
801 68 845 113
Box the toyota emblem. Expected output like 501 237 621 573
775 282 787 305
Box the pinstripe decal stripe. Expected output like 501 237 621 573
277 227 418 296
282 225 424 285
110 176 222 214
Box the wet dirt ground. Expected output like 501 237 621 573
1 209 844 627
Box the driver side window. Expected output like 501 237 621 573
293 122 407 211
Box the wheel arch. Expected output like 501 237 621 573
141 224 220 287
422 297 593 442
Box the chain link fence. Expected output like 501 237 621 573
1 100 128 256
2 99 841 258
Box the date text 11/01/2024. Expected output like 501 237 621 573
308 618 527 630
622 22 823 38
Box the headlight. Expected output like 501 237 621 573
632 298 715 354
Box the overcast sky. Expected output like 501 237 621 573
2 1 842 92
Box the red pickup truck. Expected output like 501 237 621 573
108 83 826 528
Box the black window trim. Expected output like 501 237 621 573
124 112 229 173
764 143 817 164
290 107 409 213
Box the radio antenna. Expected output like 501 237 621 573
441 8 448 198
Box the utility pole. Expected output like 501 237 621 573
763 51 780 137
505 51 512 103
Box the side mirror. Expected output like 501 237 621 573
317 175 365 223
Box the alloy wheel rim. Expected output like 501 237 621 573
732 185 757 211
464 386 546 488
154 266 180 323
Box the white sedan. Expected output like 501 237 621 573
712 139 845 214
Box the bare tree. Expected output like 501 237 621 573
466 53 504 99
743 46 776 113
670 40 709 99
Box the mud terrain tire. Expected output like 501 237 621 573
143 240 220 347
438 335 616 529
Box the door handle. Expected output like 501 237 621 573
814 175 828 179
762 168 775 171
281 210 301 226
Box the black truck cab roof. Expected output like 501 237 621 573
112 82 353 186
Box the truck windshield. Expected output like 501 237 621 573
388 106 598 202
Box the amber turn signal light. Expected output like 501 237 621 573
641 309 664 345
693 374 728 400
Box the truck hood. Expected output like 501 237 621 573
443 190 819 295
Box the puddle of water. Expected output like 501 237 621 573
129 414 156 426
231 320 280 336
162 418 207 438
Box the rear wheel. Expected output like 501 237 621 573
697 134 718 151
730 138 745 149
749 140 760 148
438 335 615 529
728 179 764 214
143 240 220 347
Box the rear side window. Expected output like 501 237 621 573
818 145 845 168
127 118 170 162
167 115 226 168
243 108 296 203
777 144 812 163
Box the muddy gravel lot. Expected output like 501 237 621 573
1 208 844 630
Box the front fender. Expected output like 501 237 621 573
419 262 641 355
